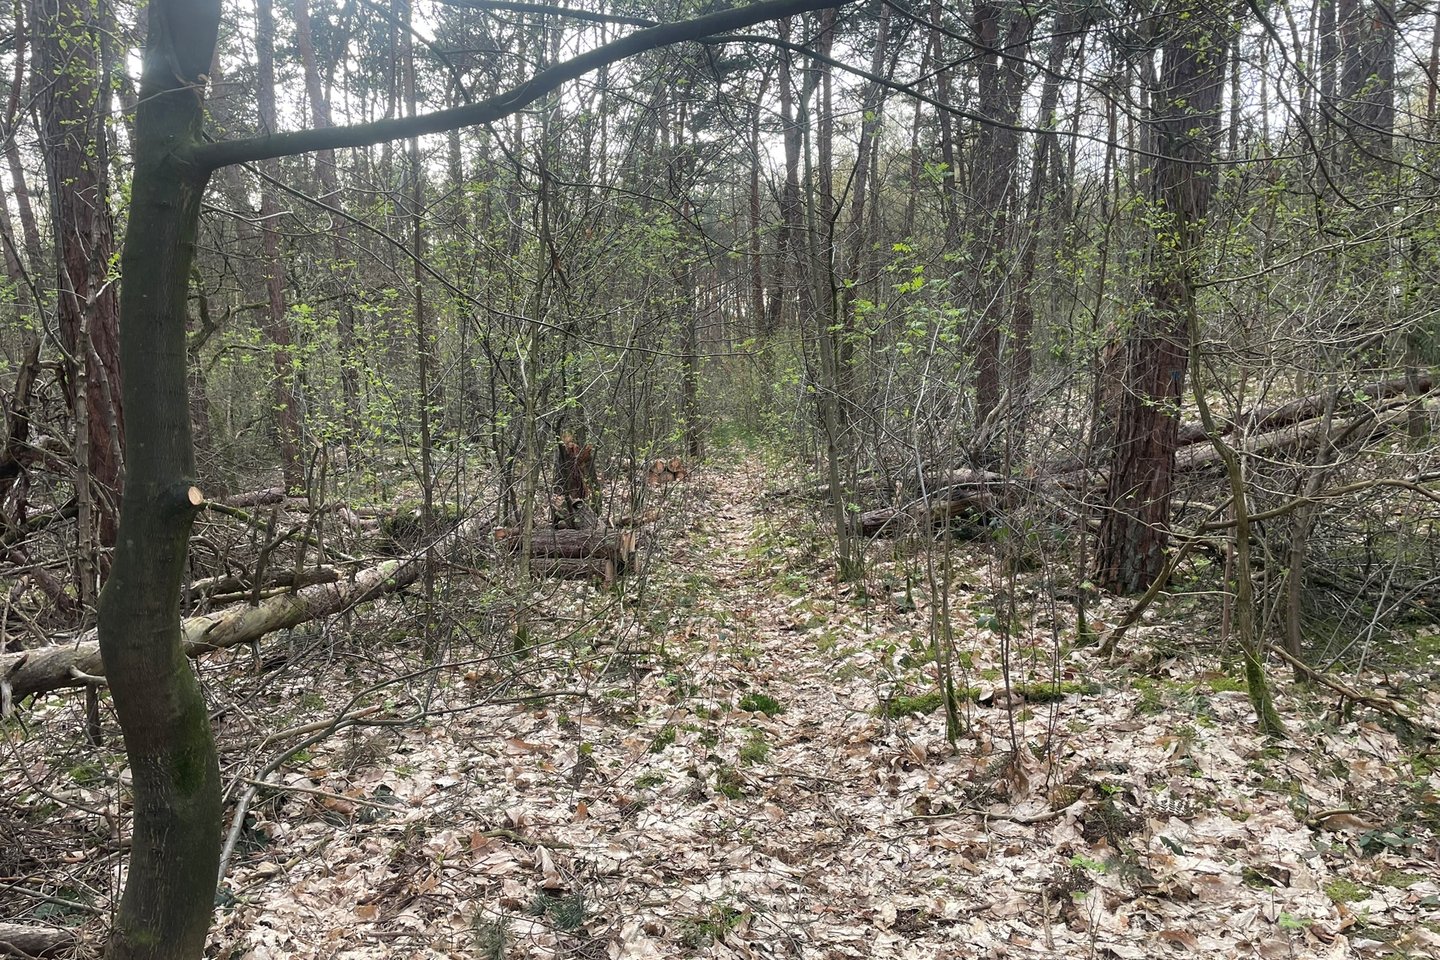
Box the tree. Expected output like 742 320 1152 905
255 0 306 490
34 0 124 553
1092 0 1231 594
98 2 849 956
969 0 1030 432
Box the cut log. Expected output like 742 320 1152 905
0 516 491 703
645 456 689 486
0 923 75 958
529 556 618 583
494 527 639 574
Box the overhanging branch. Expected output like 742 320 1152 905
191 0 850 171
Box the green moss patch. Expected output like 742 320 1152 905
1323 877 1369 904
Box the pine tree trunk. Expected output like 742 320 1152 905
34 0 124 542
1094 0 1229 594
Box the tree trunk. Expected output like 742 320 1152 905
1093 0 1229 594
1337 0 1395 169
929 0 960 245
1010 4 1081 417
96 4 223 956
2 3 43 276
769 17 803 334
292 0 361 428
34 0 124 543
748 76 769 336
970 0 1030 429
256 0 305 491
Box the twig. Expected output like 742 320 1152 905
239 776 403 813
0 879 103 915
258 704 384 748
1269 643 1438 739
898 801 1077 827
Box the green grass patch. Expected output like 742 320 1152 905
1205 674 1248 694
528 892 586 931
1323 877 1369 904
1378 869 1423 889
715 765 745 800
648 726 678 753
1013 680 1102 703
738 730 770 765
737 691 785 715
677 904 744 949
880 690 947 718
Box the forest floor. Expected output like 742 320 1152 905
8 457 1440 959
203 457 1440 959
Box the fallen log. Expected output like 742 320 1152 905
529 557 619 582
0 922 75 958
494 526 639 578
222 486 287 508
0 516 490 704
1175 395 1433 473
853 475 1026 538
189 566 341 600
1176 372 1434 447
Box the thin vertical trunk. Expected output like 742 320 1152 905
804 7 854 578
769 17 803 334
675 100 703 459
1428 4 1440 130
930 0 960 244
841 0 891 352
1319 0 1339 153
971 1 1031 428
748 77 768 336
1010 5 1082 412
293 0 360 429
902 8 936 237
3 0 43 275
1228 33 1242 159
1187 309 1287 737
401 0 437 654
256 0 305 491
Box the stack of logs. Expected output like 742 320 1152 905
853 470 1019 538
494 436 646 583
493 526 639 584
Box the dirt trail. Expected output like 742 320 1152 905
214 461 1433 960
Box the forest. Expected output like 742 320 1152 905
2 0 1439 957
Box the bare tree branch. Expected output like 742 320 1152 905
192 0 851 171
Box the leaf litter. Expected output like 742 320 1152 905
212 462 1440 958
8 463 1439 959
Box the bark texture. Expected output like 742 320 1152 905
33 0 124 538
97 2 224 954
1093 0 1230 594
